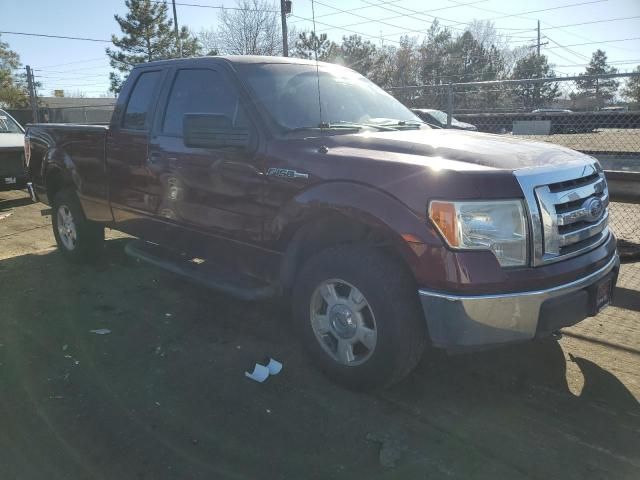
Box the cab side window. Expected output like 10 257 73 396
122 70 162 130
162 68 248 137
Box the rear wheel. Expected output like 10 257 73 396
52 189 104 262
293 245 427 390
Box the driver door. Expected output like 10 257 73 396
147 67 264 262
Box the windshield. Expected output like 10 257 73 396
238 63 422 131
0 111 24 133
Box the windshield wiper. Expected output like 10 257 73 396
375 120 423 130
284 123 363 135
284 121 411 135
329 121 398 131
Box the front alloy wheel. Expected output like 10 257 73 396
310 279 377 366
294 245 427 390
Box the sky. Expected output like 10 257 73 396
2 0 639 97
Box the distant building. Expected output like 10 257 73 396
38 97 117 109
38 97 117 124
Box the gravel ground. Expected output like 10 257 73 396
1 189 639 480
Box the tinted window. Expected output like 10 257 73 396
162 69 247 136
122 71 161 130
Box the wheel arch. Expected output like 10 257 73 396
45 165 73 204
275 182 435 291
44 147 77 204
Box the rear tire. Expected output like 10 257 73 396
293 245 427 390
52 189 104 262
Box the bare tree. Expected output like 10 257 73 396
198 28 219 56
216 0 281 55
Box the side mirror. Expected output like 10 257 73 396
183 113 249 149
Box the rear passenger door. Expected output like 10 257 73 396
147 66 264 258
106 68 166 240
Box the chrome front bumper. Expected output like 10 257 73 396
419 253 620 350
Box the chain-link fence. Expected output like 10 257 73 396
389 72 640 261
6 104 115 126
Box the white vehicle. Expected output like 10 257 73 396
0 109 26 190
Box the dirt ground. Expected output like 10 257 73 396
513 129 640 153
1 189 639 480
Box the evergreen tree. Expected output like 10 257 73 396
418 21 453 86
106 0 200 93
575 49 619 108
337 35 377 77
622 66 640 105
511 54 560 110
0 34 29 108
292 31 338 61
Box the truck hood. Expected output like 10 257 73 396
0 133 25 149
323 128 591 171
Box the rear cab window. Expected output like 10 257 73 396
122 70 162 130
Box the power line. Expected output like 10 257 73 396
544 35 590 62
302 0 481 22
553 59 640 67
355 0 484 34
546 49 585 66
311 0 460 37
445 0 635 54
447 0 608 24
38 56 109 69
290 0 505 33
351 0 607 41
544 36 640 49
36 74 110 80
289 13 402 44
541 15 640 31
0 31 110 42
149 0 279 12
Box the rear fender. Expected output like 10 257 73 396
43 148 78 203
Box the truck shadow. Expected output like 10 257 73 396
0 241 638 479
0 192 33 212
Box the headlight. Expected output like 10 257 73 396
429 199 528 267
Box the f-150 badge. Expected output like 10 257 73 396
267 168 309 179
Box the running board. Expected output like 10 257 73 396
124 240 278 301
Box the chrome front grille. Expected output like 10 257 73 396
515 160 610 266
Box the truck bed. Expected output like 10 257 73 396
26 123 113 222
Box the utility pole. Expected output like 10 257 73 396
25 65 39 123
172 0 183 57
281 0 292 57
532 20 547 57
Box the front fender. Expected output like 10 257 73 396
271 181 445 284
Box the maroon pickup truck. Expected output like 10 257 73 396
24 56 619 389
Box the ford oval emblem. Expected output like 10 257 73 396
583 197 604 222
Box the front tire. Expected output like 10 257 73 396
52 189 104 262
293 245 427 390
